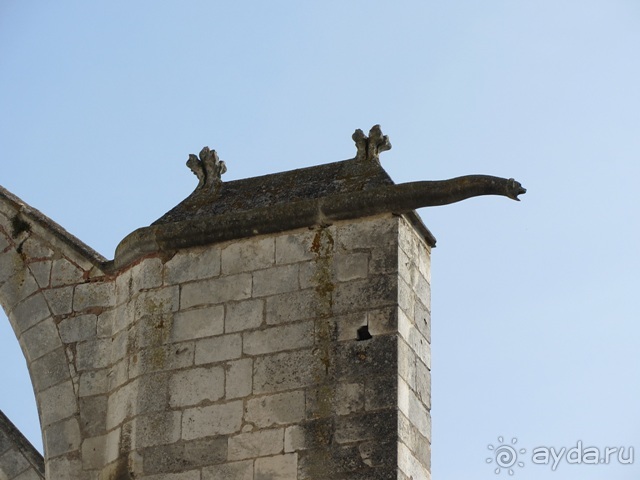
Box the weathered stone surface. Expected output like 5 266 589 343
45 454 82 480
0 250 24 287
0 448 31 477
142 437 228 474
20 237 53 259
334 410 395 445
106 381 136 431
0 412 44 480
275 231 315 264
0 270 39 307
73 282 115 311
225 358 252 399
30 347 70 392
253 263 299 297
129 342 195 377
399 411 431 471
194 334 241 365
398 309 431 370
171 305 224 342
202 460 253 480
364 373 397 411
14 469 45 480
245 390 305 428
39 381 77 428
131 411 182 448
228 428 284 460
0 231 10 252
76 338 112 371
398 440 430 480
145 472 201 480
80 428 119 470
334 334 397 381
181 401 243 440
181 274 251 309
43 417 81 458
169 366 225 407
255 453 298 480
58 314 97 343
164 247 221 285
334 253 369 282
225 298 263 333
43 286 73 316
265 289 326 325
243 321 314 356
134 286 180 318
253 350 325 394
130 257 163 292
78 395 107 437
414 300 431 343
24 262 49 292
333 275 397 314
51 259 84 288
297 444 388 480
9 294 50 334
316 313 366 343
221 237 274 274
305 383 364 418
398 377 431 441
283 418 332 453
79 370 108 397
19 318 59 361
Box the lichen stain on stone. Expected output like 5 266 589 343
103 460 135 480
308 227 339 470
311 227 336 375
311 227 335 312
103 424 136 479
149 344 167 370
141 313 173 371
10 214 30 239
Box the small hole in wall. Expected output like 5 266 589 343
356 325 372 341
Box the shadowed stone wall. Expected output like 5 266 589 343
0 411 44 479
0 185 431 479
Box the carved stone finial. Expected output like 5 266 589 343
186 146 227 191
352 124 392 162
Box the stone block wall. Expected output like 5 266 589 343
0 411 45 479
0 194 431 479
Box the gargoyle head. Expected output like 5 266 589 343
506 178 527 201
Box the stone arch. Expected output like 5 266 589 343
0 186 108 478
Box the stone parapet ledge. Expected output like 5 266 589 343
113 175 524 270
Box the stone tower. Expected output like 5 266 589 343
0 126 524 479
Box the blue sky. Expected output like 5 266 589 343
1 2 639 478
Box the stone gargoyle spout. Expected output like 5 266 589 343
318 175 526 222
408 175 526 204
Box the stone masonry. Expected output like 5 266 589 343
0 410 45 479
0 126 524 479
0 195 431 479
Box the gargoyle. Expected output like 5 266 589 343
352 125 526 205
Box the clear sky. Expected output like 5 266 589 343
1 2 639 478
